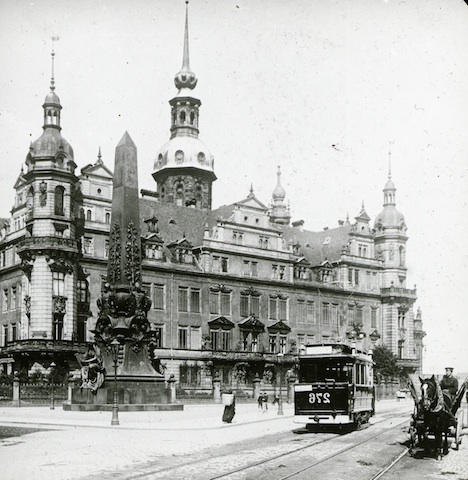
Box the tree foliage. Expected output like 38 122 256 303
372 345 403 381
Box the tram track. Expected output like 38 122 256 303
114 410 411 480
210 416 410 480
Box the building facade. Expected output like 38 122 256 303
0 7 424 390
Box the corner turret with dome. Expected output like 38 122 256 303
374 164 406 235
153 1 216 210
25 48 75 173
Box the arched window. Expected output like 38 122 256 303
86 210 92 221
190 111 195 125
54 186 65 216
179 111 186 124
105 212 111 224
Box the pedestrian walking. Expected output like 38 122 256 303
257 394 263 409
222 389 236 423
261 392 268 413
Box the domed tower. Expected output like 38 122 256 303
152 2 216 210
374 167 407 288
269 166 290 225
374 164 417 364
17 48 81 344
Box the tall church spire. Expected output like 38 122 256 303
174 1 198 92
152 1 216 210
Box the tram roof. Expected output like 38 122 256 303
299 343 373 363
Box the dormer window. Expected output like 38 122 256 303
145 244 163 260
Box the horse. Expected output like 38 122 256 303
419 375 452 459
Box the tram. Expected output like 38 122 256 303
294 343 375 428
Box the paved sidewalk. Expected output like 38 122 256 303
0 401 296 430
0 398 408 430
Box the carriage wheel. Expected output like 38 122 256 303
455 411 464 450
409 426 418 453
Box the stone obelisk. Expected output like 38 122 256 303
69 133 176 410
107 132 141 289
94 132 158 373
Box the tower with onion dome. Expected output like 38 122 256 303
269 166 291 225
152 1 216 210
16 47 81 349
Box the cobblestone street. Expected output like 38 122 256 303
0 399 466 480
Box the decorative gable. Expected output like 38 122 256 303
208 316 235 329
239 316 265 332
268 320 291 333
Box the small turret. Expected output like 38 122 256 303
269 166 290 225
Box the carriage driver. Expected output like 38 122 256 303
440 367 459 400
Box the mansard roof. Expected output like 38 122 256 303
138 195 355 269
139 198 209 247
280 224 352 267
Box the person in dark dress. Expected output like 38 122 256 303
222 390 236 423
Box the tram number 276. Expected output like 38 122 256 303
308 392 331 404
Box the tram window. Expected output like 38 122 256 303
355 363 367 385
299 360 353 383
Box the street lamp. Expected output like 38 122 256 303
49 362 56 410
277 352 284 415
110 338 120 426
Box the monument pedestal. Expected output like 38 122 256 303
64 375 183 411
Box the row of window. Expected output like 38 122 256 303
79 208 111 223
2 284 20 312
1 275 68 313
0 247 20 269
348 269 379 291
164 285 290 321
1 323 17 346
151 284 379 326
155 324 289 354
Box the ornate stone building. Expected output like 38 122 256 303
0 6 424 389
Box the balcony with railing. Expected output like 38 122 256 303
381 284 417 302
16 236 80 254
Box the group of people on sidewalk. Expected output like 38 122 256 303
222 390 284 423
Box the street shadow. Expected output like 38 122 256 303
292 424 353 435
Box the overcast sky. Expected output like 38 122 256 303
1 0 467 374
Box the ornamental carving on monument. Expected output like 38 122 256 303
125 221 141 285
107 222 121 284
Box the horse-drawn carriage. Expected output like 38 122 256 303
408 375 467 459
